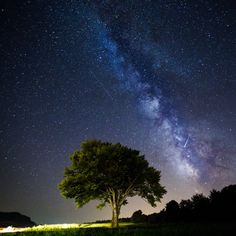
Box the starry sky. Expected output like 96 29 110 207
0 0 235 224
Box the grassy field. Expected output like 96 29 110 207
2 222 234 236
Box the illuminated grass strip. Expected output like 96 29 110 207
24 222 135 231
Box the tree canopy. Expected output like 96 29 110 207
130 184 236 224
59 140 166 227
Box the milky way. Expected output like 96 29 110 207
0 0 235 224
90 1 236 186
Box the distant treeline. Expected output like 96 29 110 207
95 184 236 224
131 184 236 223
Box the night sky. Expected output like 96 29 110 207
0 0 235 224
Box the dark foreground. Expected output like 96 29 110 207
4 222 235 236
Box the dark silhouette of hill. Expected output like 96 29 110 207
0 212 36 227
131 184 236 224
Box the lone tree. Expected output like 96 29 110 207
59 140 166 227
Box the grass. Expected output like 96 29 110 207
2 222 234 236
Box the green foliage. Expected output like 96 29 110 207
58 140 166 227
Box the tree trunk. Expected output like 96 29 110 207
111 203 120 228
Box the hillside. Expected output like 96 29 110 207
0 212 36 227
